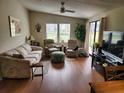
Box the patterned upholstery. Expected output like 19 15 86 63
3 49 20 57
16 46 29 58
44 39 59 57
66 40 78 57
68 40 78 49
0 56 30 78
0 43 43 78
44 39 54 47
22 43 32 52
51 51 65 63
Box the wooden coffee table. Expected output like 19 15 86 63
31 62 44 80
89 80 124 93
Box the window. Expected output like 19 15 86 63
112 32 123 44
46 24 58 42
95 21 100 43
46 24 70 43
59 24 70 42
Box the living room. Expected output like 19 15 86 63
0 0 124 93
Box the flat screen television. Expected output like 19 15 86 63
102 31 124 64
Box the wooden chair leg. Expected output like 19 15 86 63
32 67 33 80
91 87 95 93
31 64 44 80
89 83 96 93
42 66 43 79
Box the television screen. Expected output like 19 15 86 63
103 32 110 42
102 31 124 59
112 32 123 44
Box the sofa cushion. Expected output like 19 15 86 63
16 47 28 58
26 54 40 60
25 54 41 64
46 44 54 48
25 57 37 65
13 54 24 59
3 49 20 57
66 49 76 53
22 43 32 53
30 50 42 56
49 48 59 52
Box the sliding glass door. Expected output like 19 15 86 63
89 21 100 53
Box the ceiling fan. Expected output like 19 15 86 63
60 1 75 13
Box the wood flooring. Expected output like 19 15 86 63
0 57 104 93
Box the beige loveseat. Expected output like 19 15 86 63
0 43 43 78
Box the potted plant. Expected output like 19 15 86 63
75 24 86 46
93 42 100 52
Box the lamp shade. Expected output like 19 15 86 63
30 35 35 41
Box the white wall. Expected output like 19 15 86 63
89 5 124 31
0 0 30 53
29 11 87 46
88 6 124 60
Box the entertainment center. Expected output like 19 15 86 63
91 51 123 76
91 31 124 77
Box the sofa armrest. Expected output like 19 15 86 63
0 56 31 78
31 46 43 51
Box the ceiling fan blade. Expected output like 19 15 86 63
59 1 75 13
65 9 75 13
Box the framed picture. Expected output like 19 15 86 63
8 16 21 37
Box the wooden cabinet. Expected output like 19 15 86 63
31 41 40 46
89 80 124 93
91 53 114 77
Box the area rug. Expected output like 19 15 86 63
34 60 50 75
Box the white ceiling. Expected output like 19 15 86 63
19 0 124 19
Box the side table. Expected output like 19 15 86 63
31 41 40 46
31 62 44 80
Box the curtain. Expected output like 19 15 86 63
98 17 107 46
84 21 90 52
84 17 107 53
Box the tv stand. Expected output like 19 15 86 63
90 52 123 76
103 50 123 63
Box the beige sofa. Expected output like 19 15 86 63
0 43 43 78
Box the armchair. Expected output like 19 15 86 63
44 39 59 57
66 40 78 57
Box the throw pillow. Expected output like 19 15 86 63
3 49 19 57
22 43 32 53
16 47 28 58
13 54 24 59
